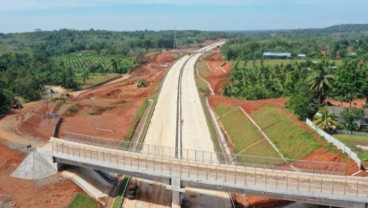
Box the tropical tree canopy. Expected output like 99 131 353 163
313 107 338 132
307 62 335 103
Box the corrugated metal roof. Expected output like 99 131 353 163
327 106 368 118
262 52 291 57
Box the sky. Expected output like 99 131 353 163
0 0 367 33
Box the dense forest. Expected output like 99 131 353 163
221 24 368 125
0 29 228 113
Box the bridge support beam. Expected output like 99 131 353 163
166 178 185 208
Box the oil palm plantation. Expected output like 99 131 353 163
313 107 338 133
308 62 334 103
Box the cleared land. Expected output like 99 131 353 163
251 106 321 159
81 73 120 89
335 134 368 161
214 103 280 160
0 142 84 207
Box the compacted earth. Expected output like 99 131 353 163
0 142 82 208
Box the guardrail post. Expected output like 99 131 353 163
188 161 190 177
234 167 237 184
297 175 300 191
244 170 247 185
224 166 227 182
161 156 163 174
130 152 132 167
265 171 267 186
215 166 217 181
210 152 212 164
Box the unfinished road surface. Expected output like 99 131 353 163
143 42 224 158
142 42 229 207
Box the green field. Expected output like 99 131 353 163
67 193 98 208
335 134 368 161
251 106 321 159
53 52 115 72
80 73 120 89
215 103 280 161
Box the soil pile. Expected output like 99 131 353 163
0 142 82 207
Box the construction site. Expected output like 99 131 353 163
0 42 367 208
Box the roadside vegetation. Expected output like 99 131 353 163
251 106 321 159
67 193 98 208
335 134 368 161
215 104 280 160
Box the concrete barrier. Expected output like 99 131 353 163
306 119 362 169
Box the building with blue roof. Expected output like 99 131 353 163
262 52 291 59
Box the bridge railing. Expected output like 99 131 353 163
60 132 346 175
51 139 368 203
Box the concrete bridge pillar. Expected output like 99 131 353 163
166 178 185 208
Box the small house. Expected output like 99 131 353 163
298 54 306 59
326 106 368 128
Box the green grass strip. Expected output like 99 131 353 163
67 193 98 208
112 176 130 208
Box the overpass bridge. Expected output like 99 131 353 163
48 137 368 208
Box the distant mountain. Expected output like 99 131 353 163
323 24 368 33
228 24 368 38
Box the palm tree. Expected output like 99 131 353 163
307 62 334 103
313 107 337 133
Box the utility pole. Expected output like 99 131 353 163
173 29 177 50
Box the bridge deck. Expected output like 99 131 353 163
51 138 368 208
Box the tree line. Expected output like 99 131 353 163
0 29 229 113
223 58 367 121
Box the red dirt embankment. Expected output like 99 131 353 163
201 50 232 95
0 142 82 207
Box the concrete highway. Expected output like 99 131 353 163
140 42 230 207
143 42 224 161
